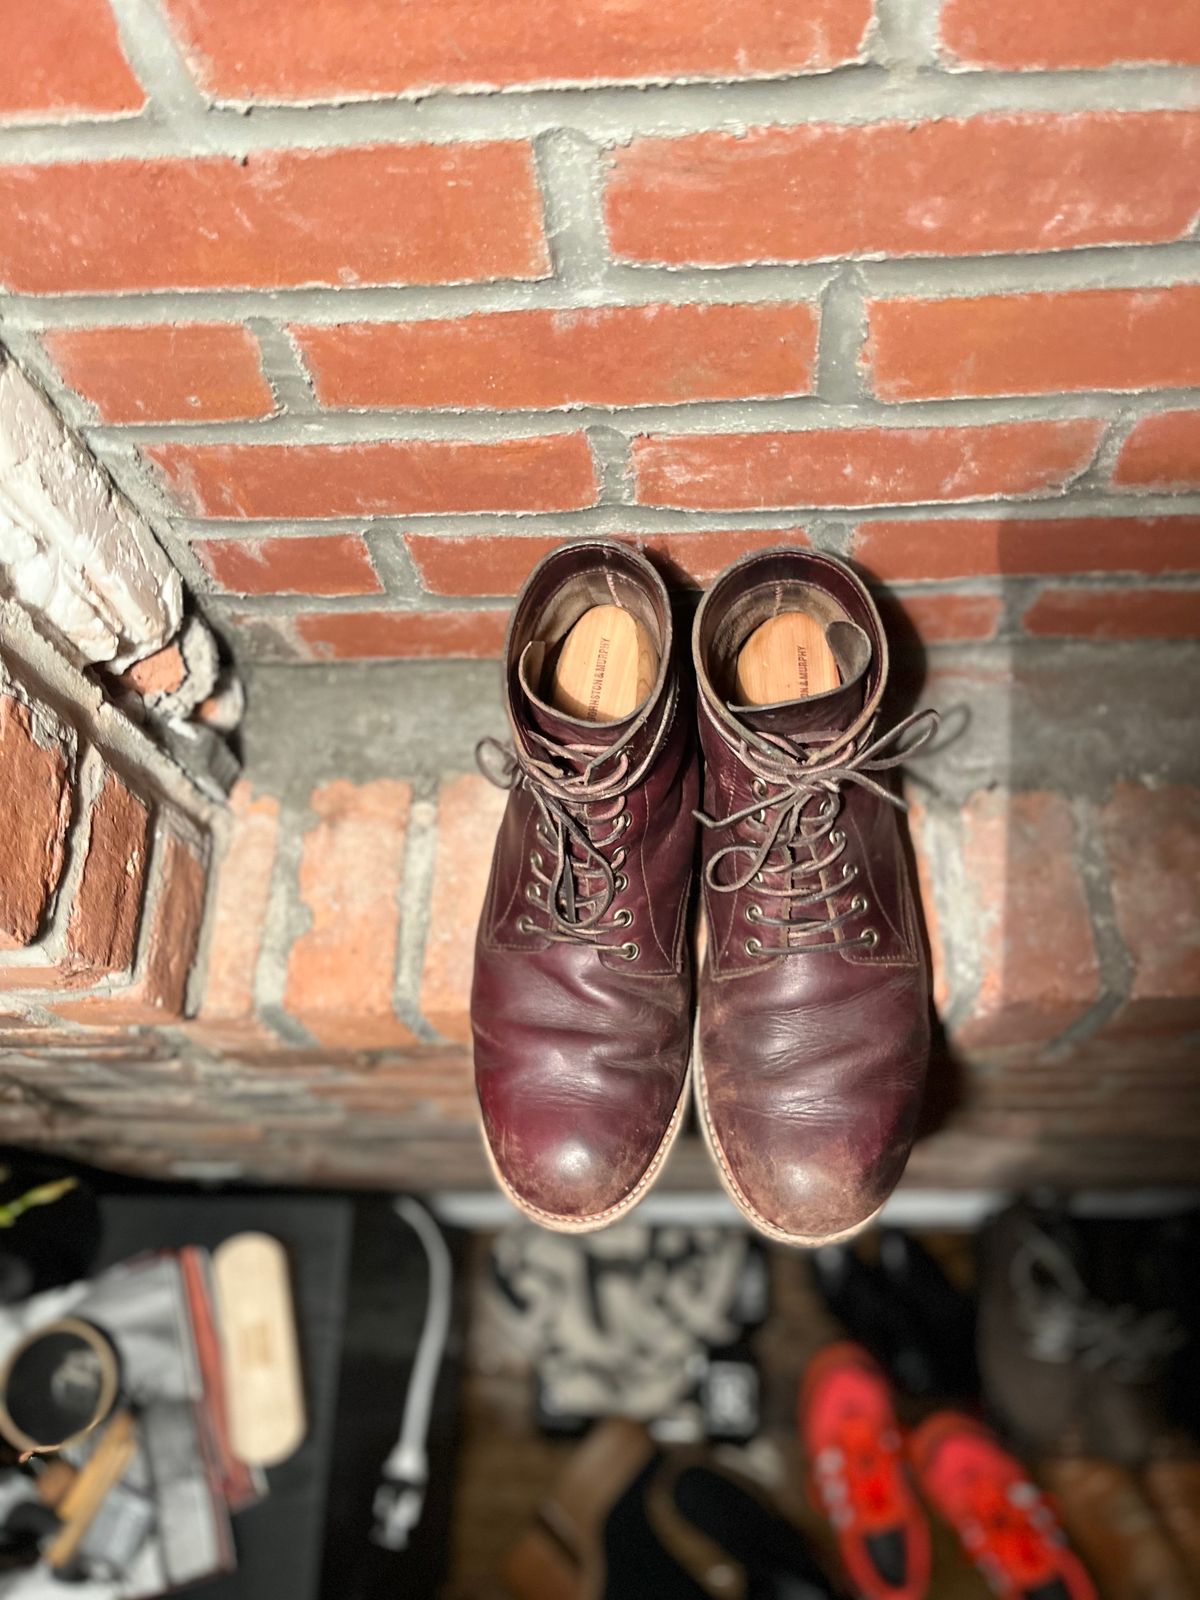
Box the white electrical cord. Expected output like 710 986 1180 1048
370 1197 454 1551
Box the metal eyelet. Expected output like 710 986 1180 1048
861 928 879 948
529 851 544 870
745 904 762 923
831 830 845 847
619 941 639 961
745 936 763 957
619 812 632 833
753 871 765 885
751 778 767 799
525 883 542 903
851 894 868 914
516 915 536 934
613 908 633 928
614 872 629 892
841 862 857 881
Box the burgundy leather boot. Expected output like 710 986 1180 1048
472 542 699 1231
692 548 936 1247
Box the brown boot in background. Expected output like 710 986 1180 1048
1040 1458 1195 1600
1141 1456 1200 1590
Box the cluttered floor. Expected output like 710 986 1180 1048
0 1157 1196 1600
444 1210 1200 1600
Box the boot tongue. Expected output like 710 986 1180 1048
729 620 869 745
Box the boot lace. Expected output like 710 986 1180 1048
477 700 670 959
696 708 937 955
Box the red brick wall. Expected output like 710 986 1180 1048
0 0 1196 660
2 2 1198 1192
0 614 213 1033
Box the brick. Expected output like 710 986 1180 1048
880 590 1004 645
0 144 548 294
605 114 1200 266
163 0 871 98
866 287 1200 401
284 779 415 1049
294 303 818 411
146 435 598 519
194 782 280 1034
1099 783 1200 1036
420 775 508 1042
1 0 144 120
43 324 274 423
1023 586 1200 639
633 420 1104 510
955 790 1101 1049
406 527 809 597
294 609 509 661
0 696 72 948
1113 411 1200 491
853 516 1200 582
194 534 382 597
940 0 1200 69
65 773 149 976
57 833 208 1026
115 645 187 700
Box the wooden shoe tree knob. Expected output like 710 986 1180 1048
549 605 658 722
734 611 840 706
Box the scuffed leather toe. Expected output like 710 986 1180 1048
700 1070 914 1245
480 1080 682 1227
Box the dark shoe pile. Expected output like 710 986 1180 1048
472 541 937 1246
505 1417 838 1600
977 1200 1200 1598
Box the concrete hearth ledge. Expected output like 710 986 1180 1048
1 646 1197 1192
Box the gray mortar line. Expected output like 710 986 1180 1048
392 779 443 1043
815 267 869 404
586 424 636 504
81 389 1175 447
248 320 318 414
360 529 424 599
533 129 611 291
4 248 1197 332
871 0 943 71
1039 795 1135 1055
1 66 1199 163
163 492 1200 542
254 790 321 1048
108 0 212 123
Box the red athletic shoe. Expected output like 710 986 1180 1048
909 1412 1097 1600
799 1342 931 1600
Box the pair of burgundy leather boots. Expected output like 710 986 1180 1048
471 542 936 1246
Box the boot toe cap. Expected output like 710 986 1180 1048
703 1093 908 1245
480 1087 681 1229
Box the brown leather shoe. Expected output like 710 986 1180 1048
472 541 698 1232
691 547 936 1247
